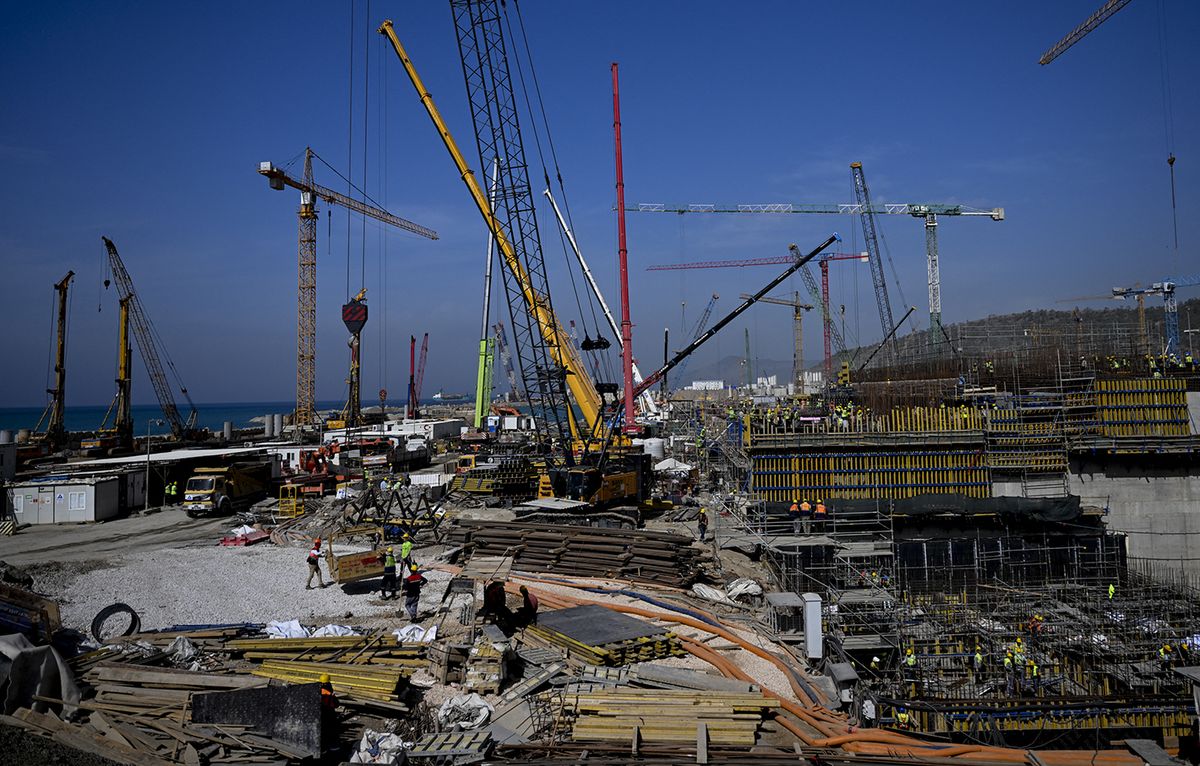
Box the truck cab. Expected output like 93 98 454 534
183 470 232 516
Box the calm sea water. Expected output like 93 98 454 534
0 400 447 436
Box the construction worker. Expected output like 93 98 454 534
516 584 539 626
895 707 913 730
1026 659 1039 694
697 508 709 541
319 672 338 745
165 480 178 505
799 498 813 534
306 538 326 590
400 532 414 567
814 499 828 527
973 647 984 672
401 563 427 622
788 499 802 535
1004 652 1015 694
1159 643 1175 672
378 547 398 600
860 696 877 727
904 647 917 669
870 571 881 588
869 655 881 671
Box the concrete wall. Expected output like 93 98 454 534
1068 457 1200 573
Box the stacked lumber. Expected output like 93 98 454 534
562 688 779 746
251 660 407 706
522 605 683 667
225 634 426 668
448 520 706 586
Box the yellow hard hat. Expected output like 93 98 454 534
402 532 411 540
319 673 331 683
386 547 393 553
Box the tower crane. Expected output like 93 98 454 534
628 186 1003 344
34 271 74 449
258 148 438 429
101 237 198 441
739 292 813 392
1112 274 1200 356
1039 0 1134 65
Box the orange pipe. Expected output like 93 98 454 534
456 569 1142 765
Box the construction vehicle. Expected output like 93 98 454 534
102 237 199 441
86 296 135 452
183 462 272 517
33 271 74 450
381 7 839 506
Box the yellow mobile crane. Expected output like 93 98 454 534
380 12 840 505
380 16 638 506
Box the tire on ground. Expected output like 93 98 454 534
91 602 141 642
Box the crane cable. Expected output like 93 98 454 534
346 0 355 303
503 1 613 384
1157 0 1179 256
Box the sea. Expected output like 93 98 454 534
0 400 450 436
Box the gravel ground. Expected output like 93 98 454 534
45 543 451 634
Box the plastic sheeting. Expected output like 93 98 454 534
393 624 438 643
265 619 309 639
349 729 411 764
0 633 81 718
312 624 358 638
438 693 493 729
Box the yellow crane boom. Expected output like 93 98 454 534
378 20 604 439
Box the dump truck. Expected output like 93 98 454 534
183 461 271 517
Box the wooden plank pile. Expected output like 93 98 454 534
448 520 706 586
6 662 315 764
522 605 683 667
562 688 779 746
225 634 426 668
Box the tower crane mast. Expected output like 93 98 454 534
101 237 197 440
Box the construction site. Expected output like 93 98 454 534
2 2 1200 766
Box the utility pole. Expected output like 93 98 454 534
144 418 164 512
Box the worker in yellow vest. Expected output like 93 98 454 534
895 707 914 730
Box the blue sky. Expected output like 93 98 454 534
1 1 1196 408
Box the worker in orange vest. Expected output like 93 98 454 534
788 500 802 534
814 499 828 526
799 498 813 534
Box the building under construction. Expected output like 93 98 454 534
676 340 1200 749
